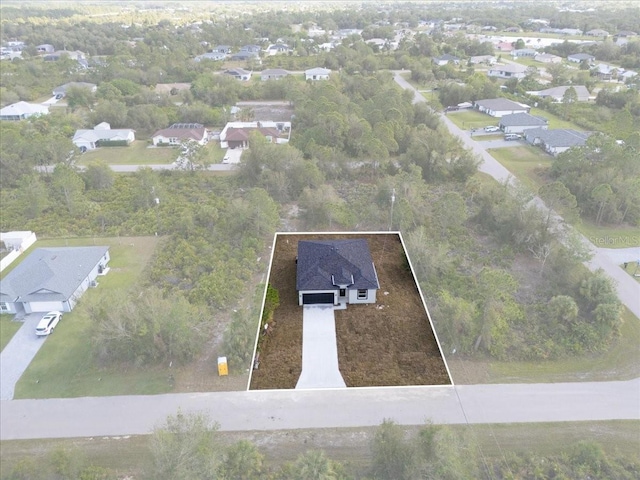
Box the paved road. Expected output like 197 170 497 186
0 313 48 400
1 378 638 440
393 73 640 320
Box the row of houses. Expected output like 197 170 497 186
223 67 331 82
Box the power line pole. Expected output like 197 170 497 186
389 188 396 231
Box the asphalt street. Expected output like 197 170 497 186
1 378 638 440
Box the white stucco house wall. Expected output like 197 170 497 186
0 246 110 314
73 123 135 152
305 67 331 81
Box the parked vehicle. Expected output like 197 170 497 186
484 125 500 132
504 133 522 141
35 311 62 336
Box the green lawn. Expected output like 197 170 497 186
76 140 178 165
491 307 640 383
529 107 584 130
621 262 640 283
488 145 552 191
13 236 175 399
446 110 496 130
576 222 640 249
0 316 22 352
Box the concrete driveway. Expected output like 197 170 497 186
474 139 525 149
0 313 50 400
296 305 346 389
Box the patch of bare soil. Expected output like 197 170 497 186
250 233 451 389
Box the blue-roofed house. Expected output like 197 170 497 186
0 246 110 314
296 239 379 306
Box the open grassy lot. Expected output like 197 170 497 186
13 236 174 399
446 109 497 130
1 421 637 478
0 316 22 352
488 145 552 191
529 106 584 130
576 222 640 249
76 140 178 165
489 307 640 383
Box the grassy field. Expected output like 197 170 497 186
621 262 640 283
0 316 22 352
446 109 496 130
13 236 174 399
76 140 178 165
488 145 552 191
489 307 640 383
1 421 637 478
529 106 584 130
576 222 640 248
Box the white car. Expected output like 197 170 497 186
35 311 63 336
484 125 500 132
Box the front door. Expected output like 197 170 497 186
339 288 346 298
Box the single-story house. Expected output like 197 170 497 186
230 51 259 62
152 123 208 146
0 101 49 121
224 68 252 81
474 98 531 117
488 63 528 79
296 239 380 306
36 44 55 53
260 68 290 81
534 53 562 64
73 122 135 152
194 52 226 62
524 128 591 156
469 55 497 65
585 29 609 37
496 42 514 52
0 246 110 314
265 43 291 55
43 50 85 62
592 64 620 81
511 48 538 58
498 113 548 133
52 82 97 97
240 45 262 53
567 53 595 64
219 121 291 149
212 45 232 54
527 85 591 102
433 54 460 66
305 67 331 81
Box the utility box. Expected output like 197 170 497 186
217 356 228 376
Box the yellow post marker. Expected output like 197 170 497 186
217 356 228 376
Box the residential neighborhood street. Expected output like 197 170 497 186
1 378 638 440
393 73 640 321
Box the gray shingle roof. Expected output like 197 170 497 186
525 128 590 148
474 98 530 112
499 113 548 127
0 247 109 303
296 239 379 291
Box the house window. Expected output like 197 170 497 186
357 289 368 300
0 302 9 312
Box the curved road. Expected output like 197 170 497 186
393 73 640 320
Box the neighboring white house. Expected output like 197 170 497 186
151 123 208 146
219 121 291 149
73 123 135 152
511 48 538 58
474 98 531 117
52 82 97 97
469 55 497 65
433 54 460 66
0 246 110 314
498 113 549 134
567 53 595 64
260 68 290 81
524 128 591 156
0 101 49 121
488 63 528 79
527 85 591 102
305 67 331 81
296 239 379 306
223 68 252 81
534 53 562 64
194 52 226 62
0 231 37 272
265 43 291 55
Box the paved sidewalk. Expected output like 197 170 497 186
296 305 346 389
0 313 47 400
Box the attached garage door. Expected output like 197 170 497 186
302 293 334 305
28 301 65 313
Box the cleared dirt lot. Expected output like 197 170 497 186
250 233 451 390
